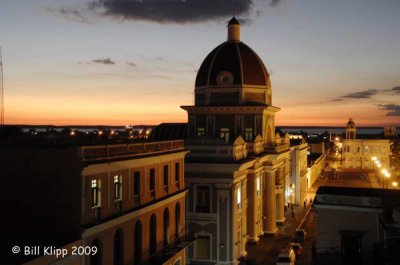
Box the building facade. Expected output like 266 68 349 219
181 18 291 265
314 186 400 265
0 140 193 265
289 137 308 205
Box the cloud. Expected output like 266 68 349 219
88 0 253 24
45 7 93 24
391 86 400 94
92 58 115 65
127 62 136 67
379 104 400 116
341 89 379 99
335 85 400 101
269 0 284 7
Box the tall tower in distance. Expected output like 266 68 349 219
346 118 356 139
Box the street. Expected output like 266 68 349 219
245 162 379 265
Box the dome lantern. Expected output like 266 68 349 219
228 17 240 42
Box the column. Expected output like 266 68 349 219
263 171 276 234
276 192 285 223
246 172 257 243
215 184 231 264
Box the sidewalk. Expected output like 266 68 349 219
246 204 312 265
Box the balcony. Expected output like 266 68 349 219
92 206 101 223
246 135 264 155
114 200 122 214
185 136 248 162
133 195 141 207
80 140 184 161
264 143 290 154
140 228 195 265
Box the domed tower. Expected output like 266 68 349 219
346 118 356 139
182 17 279 146
194 17 271 106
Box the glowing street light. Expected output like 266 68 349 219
371 156 377 161
335 137 340 141
392 181 398 188
381 169 388 175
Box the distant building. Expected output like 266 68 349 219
314 186 400 265
384 127 396 137
0 140 193 265
289 136 309 205
180 17 292 265
307 152 327 189
346 118 356 140
342 119 391 170
309 142 325 154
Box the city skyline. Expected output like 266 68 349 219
1 0 400 126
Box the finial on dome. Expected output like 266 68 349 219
228 16 240 42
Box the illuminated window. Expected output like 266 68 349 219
220 128 230 143
197 128 205 137
114 175 122 200
245 128 253 141
91 179 101 207
256 176 260 194
196 235 211 260
237 186 242 209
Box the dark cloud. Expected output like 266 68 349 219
391 86 400 94
341 89 379 99
88 0 253 24
335 85 400 101
269 0 283 7
127 62 136 67
92 58 115 65
379 104 400 116
45 7 93 24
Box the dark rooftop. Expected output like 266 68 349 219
315 186 400 208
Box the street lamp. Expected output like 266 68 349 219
392 181 398 188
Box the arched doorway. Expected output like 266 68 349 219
175 202 181 238
134 221 142 265
113 229 124 265
90 238 102 265
150 214 157 255
163 208 170 246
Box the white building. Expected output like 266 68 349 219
342 119 391 170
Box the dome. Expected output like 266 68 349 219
195 41 270 88
194 17 271 106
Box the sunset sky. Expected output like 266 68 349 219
1 0 400 126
